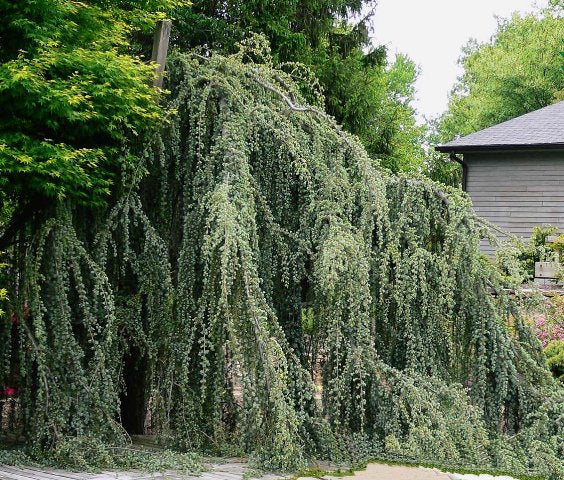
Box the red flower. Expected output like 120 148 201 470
3 386 16 397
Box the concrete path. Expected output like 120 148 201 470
308 463 517 480
314 463 450 480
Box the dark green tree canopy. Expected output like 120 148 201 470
171 0 370 63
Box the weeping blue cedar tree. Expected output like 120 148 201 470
0 39 562 477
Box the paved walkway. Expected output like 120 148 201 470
0 459 284 480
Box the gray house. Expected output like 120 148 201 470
436 101 564 255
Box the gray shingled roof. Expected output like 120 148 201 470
436 100 564 152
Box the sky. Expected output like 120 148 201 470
370 0 549 122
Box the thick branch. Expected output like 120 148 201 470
252 73 329 118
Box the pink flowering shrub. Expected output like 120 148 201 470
530 295 564 348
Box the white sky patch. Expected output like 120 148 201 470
369 0 549 123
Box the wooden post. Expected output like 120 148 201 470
151 20 172 88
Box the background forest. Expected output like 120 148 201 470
0 0 563 479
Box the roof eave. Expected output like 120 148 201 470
435 143 564 153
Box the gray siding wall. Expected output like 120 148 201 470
464 150 564 255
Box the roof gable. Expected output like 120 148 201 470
436 101 564 153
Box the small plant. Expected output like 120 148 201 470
544 340 564 382
549 233 564 257
494 226 561 284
